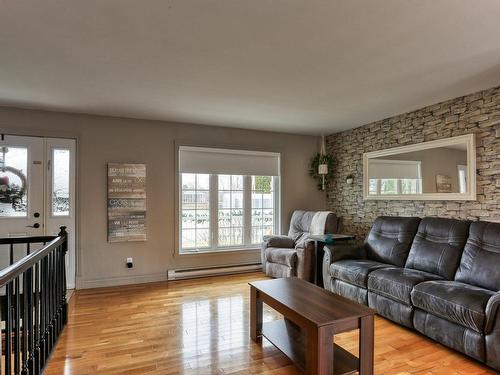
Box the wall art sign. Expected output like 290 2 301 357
107 163 146 242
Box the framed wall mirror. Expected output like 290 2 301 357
363 134 476 200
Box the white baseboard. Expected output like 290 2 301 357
76 263 263 289
76 272 168 289
66 289 75 301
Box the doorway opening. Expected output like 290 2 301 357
0 134 76 289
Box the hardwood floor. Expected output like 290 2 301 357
45 273 496 375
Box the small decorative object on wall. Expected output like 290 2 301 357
309 136 334 190
436 174 452 193
107 163 147 242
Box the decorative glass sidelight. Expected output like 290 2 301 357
52 149 70 216
0 146 28 217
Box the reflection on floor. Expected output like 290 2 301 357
45 272 495 374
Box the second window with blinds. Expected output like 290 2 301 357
178 147 280 253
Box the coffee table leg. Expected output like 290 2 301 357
359 315 374 375
306 325 333 375
250 286 262 342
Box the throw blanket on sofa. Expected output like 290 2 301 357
310 211 332 235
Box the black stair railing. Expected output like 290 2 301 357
0 227 68 375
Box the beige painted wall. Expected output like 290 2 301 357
0 107 325 288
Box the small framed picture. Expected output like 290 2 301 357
436 174 452 193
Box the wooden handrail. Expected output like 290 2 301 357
0 236 57 245
0 236 65 287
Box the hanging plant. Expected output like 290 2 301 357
309 153 335 190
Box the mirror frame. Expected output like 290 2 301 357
363 134 476 201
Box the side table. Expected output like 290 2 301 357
308 234 356 287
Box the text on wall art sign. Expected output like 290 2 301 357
107 163 147 242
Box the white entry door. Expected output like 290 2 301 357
0 134 76 289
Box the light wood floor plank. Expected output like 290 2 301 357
45 272 496 374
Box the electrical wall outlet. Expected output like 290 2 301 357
126 257 133 268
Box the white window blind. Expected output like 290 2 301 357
179 146 280 176
368 159 421 179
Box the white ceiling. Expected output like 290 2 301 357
1 1 500 135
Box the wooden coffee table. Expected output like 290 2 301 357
249 277 375 375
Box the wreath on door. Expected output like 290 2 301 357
1 146 28 211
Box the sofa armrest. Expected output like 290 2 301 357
485 292 500 334
322 244 365 279
296 242 315 282
262 235 295 249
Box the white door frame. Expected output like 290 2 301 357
0 133 77 289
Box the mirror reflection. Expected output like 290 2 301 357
366 142 470 197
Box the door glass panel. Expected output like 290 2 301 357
0 146 28 217
52 149 70 216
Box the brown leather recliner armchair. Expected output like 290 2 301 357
261 210 339 282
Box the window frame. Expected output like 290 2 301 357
369 177 422 195
178 173 280 254
180 173 212 251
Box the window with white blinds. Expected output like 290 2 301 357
368 159 422 195
178 147 280 253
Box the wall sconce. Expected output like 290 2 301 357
346 175 354 185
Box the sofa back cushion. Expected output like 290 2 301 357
405 217 470 279
365 216 420 267
288 210 338 242
455 221 500 291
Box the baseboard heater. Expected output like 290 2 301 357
167 263 262 281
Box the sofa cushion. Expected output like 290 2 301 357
411 280 495 333
330 259 391 288
365 216 420 267
287 210 316 241
265 248 297 267
405 217 470 279
368 267 443 305
455 221 500 291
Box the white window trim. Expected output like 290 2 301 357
178 174 280 255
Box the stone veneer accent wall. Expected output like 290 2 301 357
326 85 500 241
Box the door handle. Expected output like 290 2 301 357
26 223 40 229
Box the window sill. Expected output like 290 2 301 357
178 247 260 256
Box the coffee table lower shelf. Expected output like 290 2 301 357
262 319 358 375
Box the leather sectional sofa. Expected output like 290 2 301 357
322 216 500 370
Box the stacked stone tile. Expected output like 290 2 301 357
326 86 500 241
